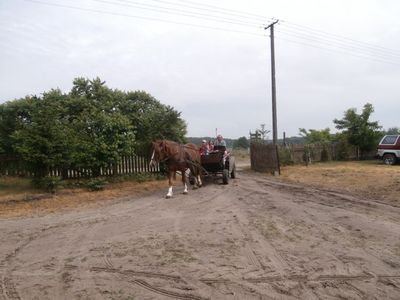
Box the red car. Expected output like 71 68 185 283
376 135 400 165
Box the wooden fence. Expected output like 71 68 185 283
281 143 376 164
0 155 159 179
250 143 280 174
286 144 338 164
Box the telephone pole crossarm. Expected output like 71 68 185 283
264 19 279 30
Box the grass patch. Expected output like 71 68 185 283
0 176 39 196
0 174 169 218
279 160 400 203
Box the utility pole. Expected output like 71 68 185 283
265 20 279 145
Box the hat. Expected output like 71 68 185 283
202 140 207 143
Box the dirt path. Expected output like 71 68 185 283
1 170 400 299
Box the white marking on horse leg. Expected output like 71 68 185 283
197 175 202 187
183 183 188 194
166 186 173 198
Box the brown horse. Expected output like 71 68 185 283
150 140 202 198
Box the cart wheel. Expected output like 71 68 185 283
231 164 236 179
222 169 229 184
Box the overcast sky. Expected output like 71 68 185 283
1 0 399 139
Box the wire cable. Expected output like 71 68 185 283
24 0 266 37
279 20 400 56
275 36 400 66
93 0 264 28
161 0 272 21
119 0 273 23
24 0 400 66
277 27 400 61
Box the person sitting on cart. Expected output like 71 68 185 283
199 140 209 155
214 134 226 148
214 134 229 164
208 140 214 152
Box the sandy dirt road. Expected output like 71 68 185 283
1 170 400 299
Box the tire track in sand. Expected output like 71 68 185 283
91 266 208 299
0 233 40 300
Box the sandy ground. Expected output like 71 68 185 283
1 166 400 299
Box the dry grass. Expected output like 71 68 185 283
280 161 400 204
0 176 168 218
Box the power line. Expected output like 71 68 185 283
24 0 400 66
277 28 400 62
151 0 400 59
91 0 400 60
25 0 265 36
161 0 272 22
275 35 400 66
279 20 400 56
93 0 264 28
123 0 273 23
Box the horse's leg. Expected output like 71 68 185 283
182 169 188 194
191 165 202 188
189 166 199 189
166 171 173 198
197 169 202 187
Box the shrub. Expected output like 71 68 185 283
335 140 350 161
278 146 294 166
85 178 107 191
31 175 61 193
132 173 151 183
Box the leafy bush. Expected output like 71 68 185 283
278 146 294 166
85 178 107 191
0 77 187 180
31 175 61 193
132 173 151 183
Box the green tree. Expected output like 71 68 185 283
383 127 400 135
299 128 332 162
11 90 74 178
121 90 187 151
233 136 249 149
333 103 381 159
299 128 332 144
0 97 34 155
67 78 135 176
0 77 187 180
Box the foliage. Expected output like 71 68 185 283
10 90 74 177
382 127 400 135
121 90 187 151
332 133 351 161
333 103 381 159
233 136 249 149
278 146 294 166
0 77 187 180
299 127 332 144
85 178 108 191
68 78 135 176
31 175 62 193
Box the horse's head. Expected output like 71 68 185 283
149 140 167 167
